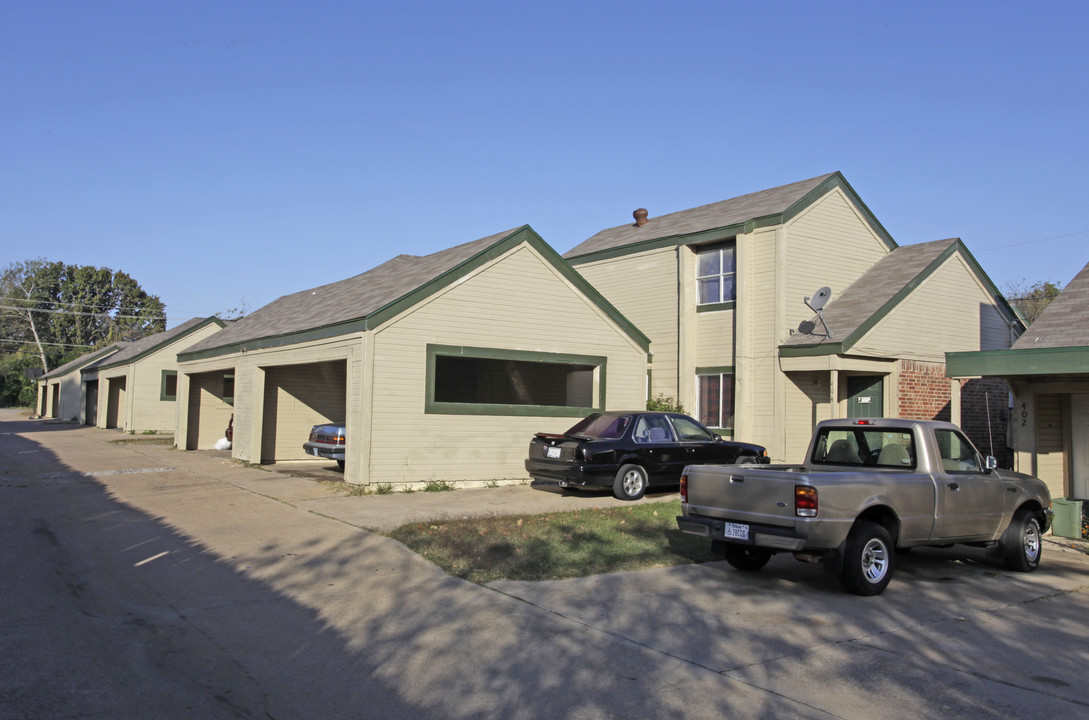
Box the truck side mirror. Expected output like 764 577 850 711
984 456 998 474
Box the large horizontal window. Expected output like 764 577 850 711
427 345 605 417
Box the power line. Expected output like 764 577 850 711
0 304 167 321
0 338 93 348
0 295 164 314
977 229 1089 252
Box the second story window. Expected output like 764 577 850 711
697 244 736 305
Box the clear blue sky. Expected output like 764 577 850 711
4 1 1087 328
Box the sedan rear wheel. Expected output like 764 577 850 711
613 464 648 501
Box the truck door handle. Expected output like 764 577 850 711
948 482 960 491
730 476 744 483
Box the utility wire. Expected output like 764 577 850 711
0 304 167 321
976 229 1089 252
0 339 93 348
0 295 163 314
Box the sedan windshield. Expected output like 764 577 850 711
564 414 631 440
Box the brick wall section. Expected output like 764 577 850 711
896 360 1012 468
960 377 1012 468
897 360 951 422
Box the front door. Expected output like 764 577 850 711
1071 394 1089 499
847 376 884 419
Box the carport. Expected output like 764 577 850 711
184 368 236 450
259 360 347 463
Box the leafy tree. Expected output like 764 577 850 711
0 259 166 404
1004 279 1062 326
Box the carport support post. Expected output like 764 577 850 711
249 367 266 465
175 372 191 450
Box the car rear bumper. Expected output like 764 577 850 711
303 442 345 461
524 458 615 488
676 514 806 552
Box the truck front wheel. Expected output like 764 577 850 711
1001 508 1042 572
839 521 894 596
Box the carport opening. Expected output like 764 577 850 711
260 360 347 465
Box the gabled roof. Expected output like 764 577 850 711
40 343 126 381
781 238 1021 357
1011 261 1089 349
565 172 895 262
90 317 225 372
180 226 651 362
947 259 1089 378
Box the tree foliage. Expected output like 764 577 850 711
1004 279 1062 326
0 259 166 405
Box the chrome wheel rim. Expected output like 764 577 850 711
861 538 889 583
622 470 645 496
1023 522 1041 562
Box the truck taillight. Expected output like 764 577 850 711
679 473 688 503
795 486 818 517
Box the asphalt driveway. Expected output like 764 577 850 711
4 410 1088 719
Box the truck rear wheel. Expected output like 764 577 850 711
721 544 773 571
839 521 894 596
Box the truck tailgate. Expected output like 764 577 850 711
684 465 799 529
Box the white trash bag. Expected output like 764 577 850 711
213 437 232 451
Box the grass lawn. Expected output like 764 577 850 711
387 498 719 583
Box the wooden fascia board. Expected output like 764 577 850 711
177 319 368 362
946 346 1089 378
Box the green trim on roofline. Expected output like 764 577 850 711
177 319 368 362
779 341 846 358
179 226 650 363
946 346 1089 378
567 172 897 265
424 344 607 417
99 317 226 370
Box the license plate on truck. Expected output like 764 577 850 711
724 522 749 541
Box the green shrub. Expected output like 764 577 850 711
647 394 686 414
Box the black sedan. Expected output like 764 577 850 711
525 411 768 500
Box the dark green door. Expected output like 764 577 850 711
847 376 884 419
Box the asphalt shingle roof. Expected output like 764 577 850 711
92 317 211 369
41 344 126 380
565 173 836 258
781 238 959 347
183 228 521 354
1011 261 1089 349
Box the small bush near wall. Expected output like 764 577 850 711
647 394 686 414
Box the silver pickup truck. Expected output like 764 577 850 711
677 418 1054 595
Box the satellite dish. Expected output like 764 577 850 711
803 287 834 339
805 286 832 312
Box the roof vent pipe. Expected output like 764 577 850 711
633 208 649 227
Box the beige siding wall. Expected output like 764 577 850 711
50 369 84 421
370 244 647 484
782 188 890 330
783 372 831 462
574 247 677 398
695 310 734 367
857 255 1015 361
738 227 780 454
1035 393 1066 499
